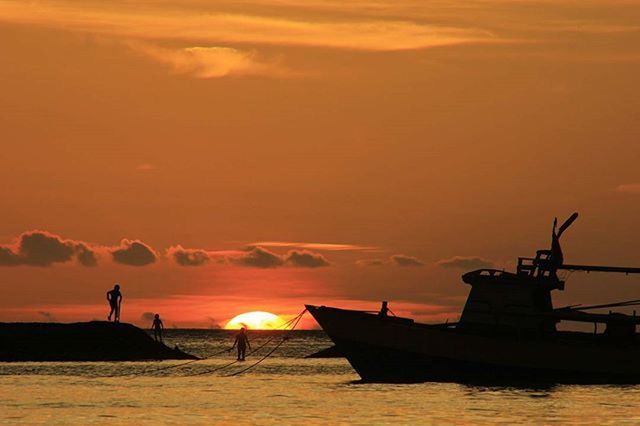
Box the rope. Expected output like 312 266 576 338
117 310 305 378
188 358 242 377
226 336 289 377
125 347 231 378
188 309 306 377
189 309 306 377
226 311 305 377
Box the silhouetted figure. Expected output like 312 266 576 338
379 301 389 317
231 327 251 361
151 314 164 342
106 284 122 323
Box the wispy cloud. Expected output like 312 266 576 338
136 163 155 171
253 241 377 251
437 256 494 270
615 183 640 194
390 254 424 267
129 43 295 78
0 2 492 52
355 259 386 267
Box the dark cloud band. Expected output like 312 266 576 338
0 231 98 267
0 231 329 269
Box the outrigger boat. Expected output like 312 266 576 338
307 213 640 383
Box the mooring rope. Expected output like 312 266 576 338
187 357 242 377
188 308 307 377
125 347 231 378
116 309 306 379
226 311 305 377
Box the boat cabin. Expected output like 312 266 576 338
457 213 640 337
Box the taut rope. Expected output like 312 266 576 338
188 309 307 377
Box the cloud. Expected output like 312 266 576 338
390 254 425 267
0 230 98 267
229 246 330 268
1 231 333 269
110 239 157 266
207 316 222 329
136 163 155 171
517 20 640 35
232 246 286 268
141 312 156 322
437 256 494 270
0 2 492 52
356 254 425 267
0 230 161 268
75 243 98 267
0 246 21 266
253 241 377 251
615 183 640 194
130 43 294 78
17 231 76 266
285 250 330 268
167 245 211 266
38 311 57 322
355 259 385 267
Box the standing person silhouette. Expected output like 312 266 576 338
151 313 164 342
231 327 251 361
106 284 123 323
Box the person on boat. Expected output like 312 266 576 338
106 284 123 322
378 301 389 317
231 327 251 361
151 313 164 342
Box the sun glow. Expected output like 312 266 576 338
224 311 286 330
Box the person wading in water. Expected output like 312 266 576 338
106 284 123 322
231 327 251 361
151 313 164 342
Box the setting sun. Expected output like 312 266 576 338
224 311 286 330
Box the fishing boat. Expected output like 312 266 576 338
307 213 640 383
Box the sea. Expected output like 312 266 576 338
2 330 640 425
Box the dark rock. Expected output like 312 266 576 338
0 321 197 361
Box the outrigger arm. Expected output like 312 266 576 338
559 264 640 274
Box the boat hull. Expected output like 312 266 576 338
306 305 640 384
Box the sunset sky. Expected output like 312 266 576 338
1 0 640 328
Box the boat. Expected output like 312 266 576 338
307 213 640 383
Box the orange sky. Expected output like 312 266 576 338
1 0 640 328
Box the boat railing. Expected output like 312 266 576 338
477 269 505 276
517 257 536 276
517 251 555 278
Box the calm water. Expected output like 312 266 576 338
2 330 640 425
